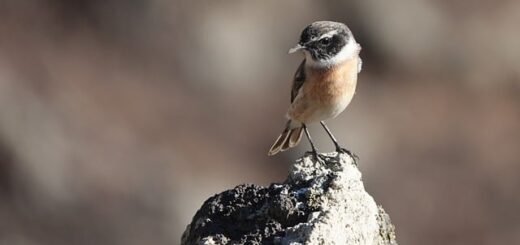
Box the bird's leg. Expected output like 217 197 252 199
320 121 359 161
303 124 325 162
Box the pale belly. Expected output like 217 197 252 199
287 83 355 124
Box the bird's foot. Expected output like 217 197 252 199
335 147 359 163
306 150 327 164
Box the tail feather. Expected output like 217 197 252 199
288 127 303 147
280 131 292 151
268 121 303 156
268 130 290 156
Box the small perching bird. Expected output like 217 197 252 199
268 21 362 160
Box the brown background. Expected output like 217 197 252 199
0 1 519 244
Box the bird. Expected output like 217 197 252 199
267 21 362 160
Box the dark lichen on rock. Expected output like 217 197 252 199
182 181 319 244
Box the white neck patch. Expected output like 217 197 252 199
304 39 361 68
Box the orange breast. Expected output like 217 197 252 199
287 57 359 123
304 58 359 105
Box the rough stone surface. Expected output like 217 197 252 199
181 152 397 245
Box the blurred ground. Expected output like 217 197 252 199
0 1 519 244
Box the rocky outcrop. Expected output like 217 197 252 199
181 152 397 245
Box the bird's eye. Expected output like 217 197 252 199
320 37 331 45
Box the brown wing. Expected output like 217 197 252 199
291 59 306 102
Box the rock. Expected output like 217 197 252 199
181 152 397 245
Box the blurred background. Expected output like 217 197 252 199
0 0 519 244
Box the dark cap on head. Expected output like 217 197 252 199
293 21 353 61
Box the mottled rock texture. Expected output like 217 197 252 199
182 152 397 245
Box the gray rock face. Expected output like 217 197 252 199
181 152 397 245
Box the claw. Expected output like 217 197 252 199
306 151 327 163
336 147 359 163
